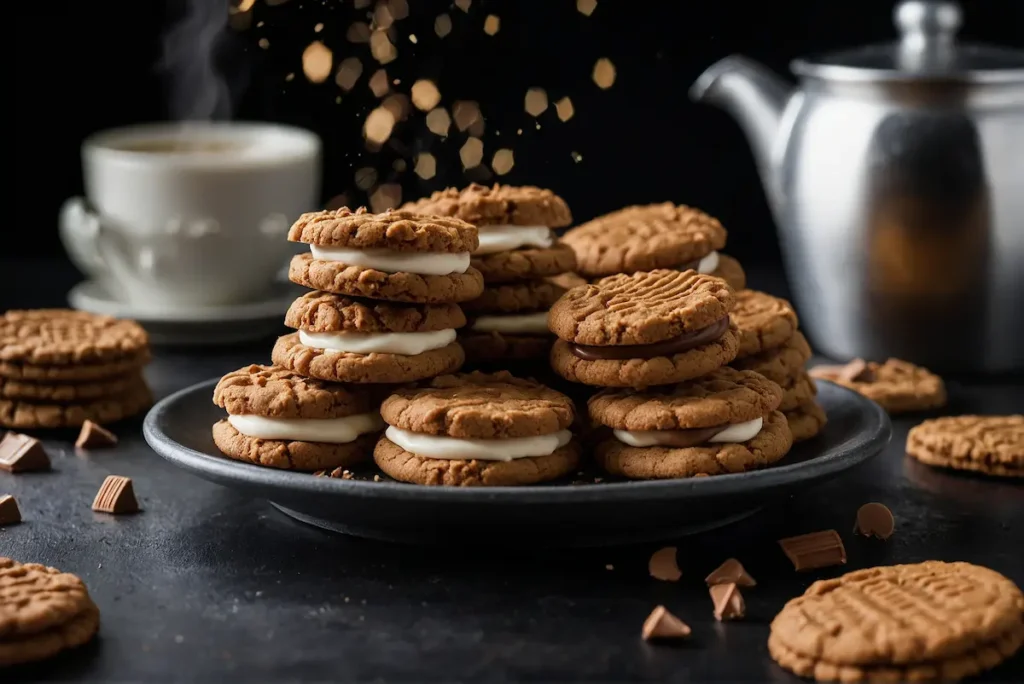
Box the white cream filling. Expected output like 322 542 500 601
474 225 554 255
697 251 720 273
310 245 471 275
470 311 551 335
228 412 385 444
385 425 572 461
298 328 456 355
613 417 763 447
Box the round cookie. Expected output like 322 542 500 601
470 242 577 283
768 561 1024 681
595 410 793 479
285 291 465 333
460 279 566 365
780 371 816 412
785 400 827 442
0 309 149 367
906 415 1023 478
730 290 798 358
400 183 573 228
712 254 746 291
461 279 566 316
213 421 378 471
0 351 150 382
731 332 812 386
0 372 141 402
459 332 552 364
810 358 946 414
288 207 479 253
0 380 152 429
561 203 727 278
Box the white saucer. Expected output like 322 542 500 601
68 280 302 346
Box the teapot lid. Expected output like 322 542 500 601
792 0 1024 83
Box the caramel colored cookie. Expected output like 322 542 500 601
731 332 812 386
0 351 150 382
213 364 380 419
461 280 566 315
780 371 816 412
561 203 727 278
0 599 100 667
712 254 746 291
212 420 377 471
0 557 93 639
595 410 792 479
285 291 465 333
400 183 572 228
0 372 140 402
906 415 1023 478
272 333 464 384
810 358 946 414
0 310 148 367
289 253 485 304
785 400 827 442
288 207 479 253
730 290 798 358
0 381 152 429
768 561 1024 682
460 332 551 364
381 371 574 439
470 242 577 284
549 270 733 346
374 436 580 486
589 367 783 430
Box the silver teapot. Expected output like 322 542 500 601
691 0 1024 373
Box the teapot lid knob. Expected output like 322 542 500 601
895 1 962 50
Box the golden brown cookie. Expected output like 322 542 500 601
400 183 572 228
213 421 378 471
212 364 382 419
458 280 563 364
785 400 827 442
730 332 812 386
561 203 727 278
0 309 149 367
0 351 150 382
906 415 1023 478
780 371 816 412
0 372 141 402
461 280 566 316
285 291 465 333
0 380 152 429
288 207 479 253
459 332 552 364
470 242 577 283
0 600 100 667
768 561 1024 682
810 358 946 414
730 290 798 358
712 254 746 290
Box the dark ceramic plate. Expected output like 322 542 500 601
144 378 890 547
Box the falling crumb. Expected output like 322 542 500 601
517 128 523 135
452 100 481 132
460 137 484 169
426 108 451 136
555 96 575 122
577 0 597 16
434 13 452 38
335 96 342 104
257 20 264 27
392 158 407 172
370 184 402 212
370 30 398 64
393 78 401 85
355 167 378 190
285 72 295 82
347 22 371 43
483 14 500 35
369 69 390 97
414 153 437 180
373 3 394 30
302 41 332 83
535 122 541 130
491 148 514 175
592 58 616 89
382 93 411 121
409 33 418 43
524 88 548 117
234 0 257 11
174 635 185 644
389 0 410 20
335 57 363 91
571 151 583 162
411 79 441 111
258 37 270 49
314 22 324 32
364 107 396 144
605 564 614 571
455 0 471 12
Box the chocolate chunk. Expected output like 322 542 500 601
75 420 118 449
0 495 21 525
0 432 51 473
709 582 745 621
854 502 895 540
705 558 756 587
648 546 682 582
569 316 729 361
91 475 139 514
641 605 691 641
778 530 847 571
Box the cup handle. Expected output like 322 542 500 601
59 197 107 277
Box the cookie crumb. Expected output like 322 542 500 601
0 495 21 525
76 420 118 449
648 546 682 582
778 530 846 571
0 432 51 473
605 564 614 571
710 582 745 621
641 605 691 641
705 558 756 587
854 503 895 540
91 475 140 514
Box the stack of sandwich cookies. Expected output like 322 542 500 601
728 290 825 442
273 291 465 383
374 371 580 486
402 184 577 365
589 367 791 479
549 270 739 388
0 310 151 429
212 365 385 471
560 203 746 289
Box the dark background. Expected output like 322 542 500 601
11 0 1024 269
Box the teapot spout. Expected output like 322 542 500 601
690 56 794 214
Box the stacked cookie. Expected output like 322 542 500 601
729 290 826 442
402 184 577 369
0 310 152 430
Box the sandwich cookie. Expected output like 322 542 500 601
549 270 740 388
288 207 484 303
589 367 790 479
560 203 746 289
779 371 817 412
401 183 576 283
212 365 385 471
785 400 828 442
459 279 566 363
731 332 812 386
729 290 799 358
810 357 946 414
374 371 580 486
906 415 1023 478
272 292 465 383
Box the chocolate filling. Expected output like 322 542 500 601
569 316 729 361
640 427 722 448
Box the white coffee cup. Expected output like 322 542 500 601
60 121 321 310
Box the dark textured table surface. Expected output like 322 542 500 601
2 260 1023 683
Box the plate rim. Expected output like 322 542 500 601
144 378 892 504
